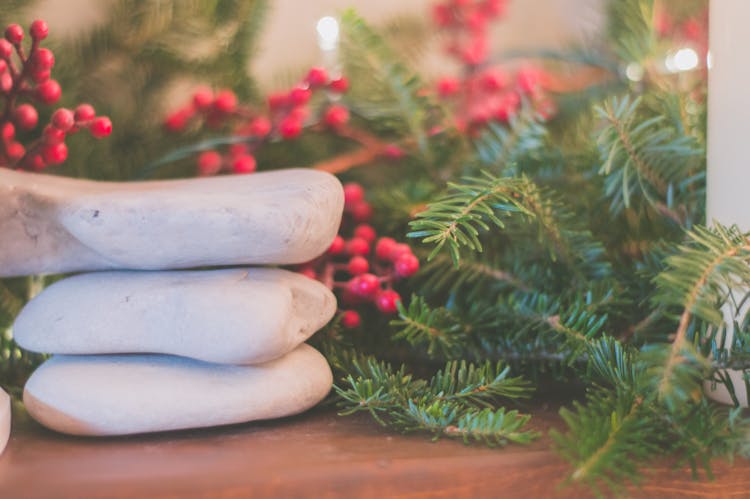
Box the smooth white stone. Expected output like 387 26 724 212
23 344 332 436
0 168 343 277
14 268 336 365
0 387 9 455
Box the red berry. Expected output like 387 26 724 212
482 0 506 17
306 67 328 87
0 39 12 59
350 201 373 222
482 69 508 91
289 87 311 106
298 267 318 280
390 243 413 261
36 79 61 104
51 108 75 131
375 289 401 314
228 143 248 157
213 90 237 113
495 97 518 122
375 237 397 261
433 5 453 27
0 72 11 92
192 87 214 110
347 256 369 275
347 273 380 298
383 144 405 159
343 182 364 207
42 142 68 165
437 77 460 97
289 106 309 122
1 122 14 141
25 153 46 171
43 125 65 143
14 104 38 130
324 104 349 128
394 253 420 278
341 310 361 329
516 66 541 95
197 150 222 176
163 108 192 132
74 103 96 122
461 37 488 66
347 237 370 257
328 235 345 255
268 92 289 110
0 60 6 72
30 20 49 40
465 9 488 32
5 141 25 161
32 48 55 70
279 115 302 139
5 24 23 44
329 76 349 93
89 117 112 138
249 116 271 137
468 104 491 126
232 154 256 174
30 69 50 83
354 224 376 243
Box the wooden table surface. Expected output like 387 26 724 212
2 401 750 498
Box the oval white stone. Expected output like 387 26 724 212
0 168 344 277
0 387 9 455
14 268 336 365
23 344 332 436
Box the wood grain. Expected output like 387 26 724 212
1 402 749 498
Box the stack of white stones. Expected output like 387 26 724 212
0 167 344 443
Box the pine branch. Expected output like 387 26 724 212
427 360 533 406
340 10 437 156
418 252 532 297
552 388 657 494
390 296 470 358
595 95 704 222
605 0 656 64
333 353 536 446
407 173 533 265
473 110 549 173
649 225 750 408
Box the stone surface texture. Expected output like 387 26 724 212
0 387 9 455
14 268 336 365
0 168 344 277
23 344 332 436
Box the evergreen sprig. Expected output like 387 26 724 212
334 354 538 446
595 95 704 223
408 173 533 265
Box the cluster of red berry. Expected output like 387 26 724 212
297 182 419 329
0 20 111 170
430 0 554 131
164 67 351 176
432 0 508 66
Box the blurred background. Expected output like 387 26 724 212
29 0 604 87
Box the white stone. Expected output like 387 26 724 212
23 344 332 436
14 268 336 365
0 168 343 277
0 387 9 455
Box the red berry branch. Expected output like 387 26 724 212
431 0 556 133
0 20 111 170
164 67 397 176
296 182 420 328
